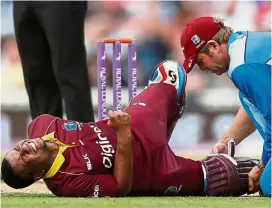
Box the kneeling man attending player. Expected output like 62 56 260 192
2 61 258 197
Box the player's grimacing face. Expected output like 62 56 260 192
6 138 49 178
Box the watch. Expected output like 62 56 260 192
257 163 265 172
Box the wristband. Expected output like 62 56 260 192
257 163 265 172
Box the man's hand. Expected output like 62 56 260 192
107 110 131 133
248 166 262 194
107 110 133 197
212 107 256 154
212 141 228 154
212 137 236 157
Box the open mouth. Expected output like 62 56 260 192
25 141 37 153
19 138 45 154
29 142 37 152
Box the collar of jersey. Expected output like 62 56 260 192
41 132 73 179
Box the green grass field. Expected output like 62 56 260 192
1 154 269 208
1 193 270 208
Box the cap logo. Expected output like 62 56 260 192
196 40 205 49
188 58 193 68
191 35 200 45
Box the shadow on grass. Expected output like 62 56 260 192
2 193 55 198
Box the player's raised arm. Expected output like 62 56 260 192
107 110 133 196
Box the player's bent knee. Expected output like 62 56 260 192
148 60 186 101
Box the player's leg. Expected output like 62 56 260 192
13 2 62 119
260 158 271 196
149 60 187 140
37 1 94 122
148 60 187 105
124 61 186 145
150 145 204 196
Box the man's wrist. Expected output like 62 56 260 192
116 128 132 147
116 128 131 137
257 162 265 172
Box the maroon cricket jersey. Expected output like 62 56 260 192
28 83 204 197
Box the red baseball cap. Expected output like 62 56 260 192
180 17 224 73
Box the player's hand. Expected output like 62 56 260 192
248 166 261 194
107 110 131 133
212 141 228 154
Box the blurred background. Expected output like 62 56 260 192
1 0 271 158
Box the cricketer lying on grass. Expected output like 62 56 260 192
180 16 271 196
2 60 259 197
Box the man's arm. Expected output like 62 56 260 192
107 110 133 196
212 106 256 154
226 106 256 145
213 63 271 158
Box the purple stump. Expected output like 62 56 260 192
112 41 122 111
97 41 107 120
128 41 137 101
